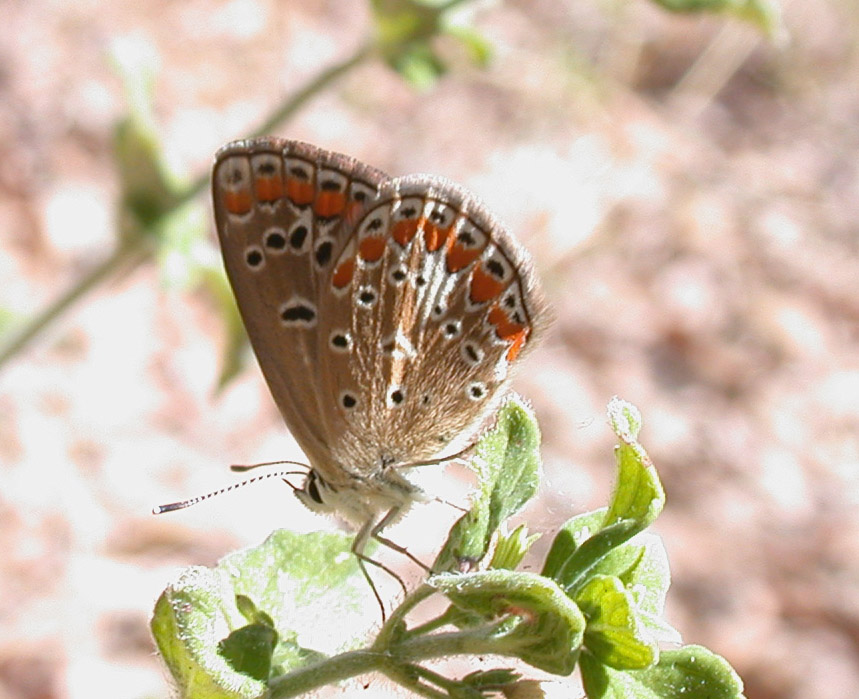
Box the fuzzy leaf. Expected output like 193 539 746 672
151 529 376 697
580 645 745 698
605 398 664 531
430 570 585 675
542 509 676 641
577 575 658 670
434 396 541 572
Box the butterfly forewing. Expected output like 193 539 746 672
212 138 389 473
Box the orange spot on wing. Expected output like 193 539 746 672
286 178 314 206
505 330 529 361
332 257 355 288
469 265 505 303
446 242 482 272
423 220 451 251
359 236 386 262
314 191 347 218
392 219 419 246
489 304 530 361
254 175 284 202
223 189 252 215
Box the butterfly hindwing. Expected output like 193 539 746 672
316 176 549 476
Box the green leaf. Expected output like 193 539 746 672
445 25 493 68
434 395 542 572
430 570 586 675
647 0 781 36
580 645 745 698
198 266 251 392
394 44 447 89
542 509 677 642
461 667 520 689
540 403 667 600
490 524 540 571
542 509 607 581
549 518 642 596
371 0 493 88
154 203 211 289
151 529 377 697
604 397 664 532
576 575 658 670
151 567 267 699
218 621 278 682
110 37 179 235
234 595 274 628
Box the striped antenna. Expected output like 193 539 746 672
152 460 309 514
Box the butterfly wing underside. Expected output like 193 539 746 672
212 138 389 476
212 138 549 499
315 176 549 477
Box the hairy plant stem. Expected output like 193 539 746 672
267 626 508 698
0 41 376 370
0 234 152 367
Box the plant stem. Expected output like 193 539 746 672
266 649 386 698
393 627 504 662
267 627 506 698
249 41 376 141
403 606 459 638
383 663 449 698
374 583 436 648
0 41 377 370
0 234 151 368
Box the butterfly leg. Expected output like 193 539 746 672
370 505 433 574
351 512 410 621
372 532 432 573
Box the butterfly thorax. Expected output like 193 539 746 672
295 466 423 530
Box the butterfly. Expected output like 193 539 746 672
208 137 549 603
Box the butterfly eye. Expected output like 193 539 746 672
306 474 324 504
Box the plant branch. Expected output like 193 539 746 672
0 234 151 368
0 41 377 370
374 582 437 648
267 625 507 698
267 649 386 698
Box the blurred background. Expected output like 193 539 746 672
1 0 858 697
